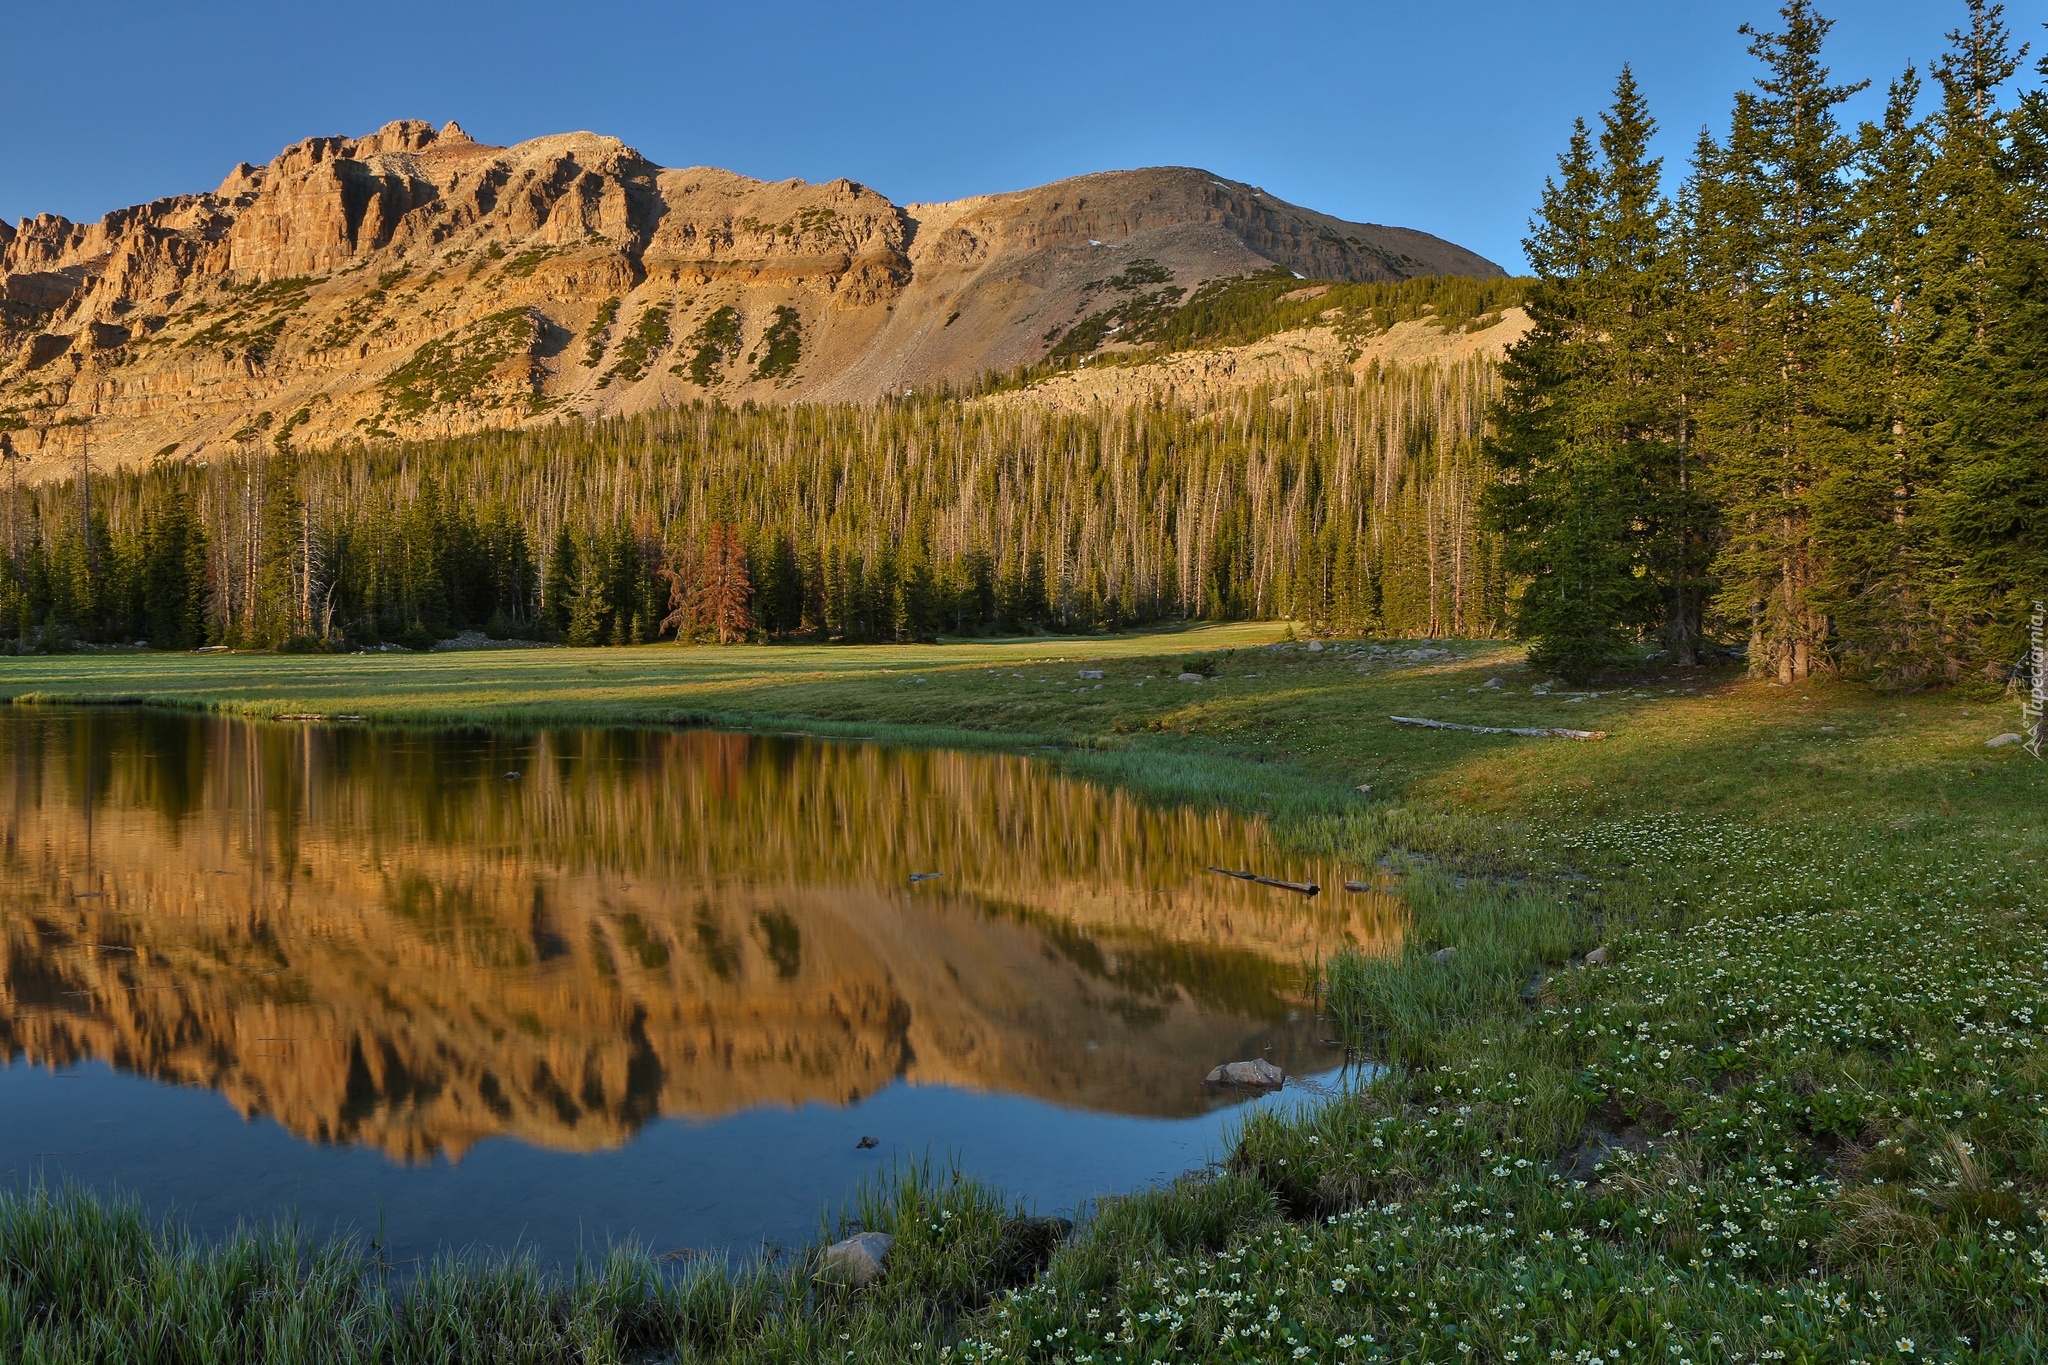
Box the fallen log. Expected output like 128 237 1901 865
1207 866 1320 896
1389 715 1608 741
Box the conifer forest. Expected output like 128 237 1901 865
4 0 2044 694
0 367 1507 651
1491 0 2047 685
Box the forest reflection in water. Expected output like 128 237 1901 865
0 708 1398 1252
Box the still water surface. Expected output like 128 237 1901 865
0 710 1397 1262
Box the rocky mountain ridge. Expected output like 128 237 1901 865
0 119 1501 478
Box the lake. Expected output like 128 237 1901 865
0 709 1396 1264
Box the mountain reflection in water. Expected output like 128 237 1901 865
0 710 1400 1168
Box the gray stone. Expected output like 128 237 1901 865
1584 945 1610 966
1483 677 1504 689
1178 672 1206 683
1988 733 2026 748
1204 1058 1285 1089
1430 947 1458 964
1307 640 1324 652
819 1231 894 1288
1077 669 1104 679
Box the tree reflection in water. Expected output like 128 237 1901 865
0 711 1401 1163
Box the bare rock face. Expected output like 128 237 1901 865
0 120 1502 478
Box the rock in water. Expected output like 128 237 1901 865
820 1231 894 1288
1988 733 2025 748
1204 1058 1286 1089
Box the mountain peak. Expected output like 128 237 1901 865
0 121 1503 474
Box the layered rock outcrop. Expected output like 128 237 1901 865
0 119 1500 478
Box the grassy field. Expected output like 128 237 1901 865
3 628 2045 1363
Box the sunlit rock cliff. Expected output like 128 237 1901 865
0 119 1501 477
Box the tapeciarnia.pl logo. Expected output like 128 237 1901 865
2027 600 2045 760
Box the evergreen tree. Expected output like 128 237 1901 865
1819 68 1937 679
140 484 209 649
566 535 611 647
541 526 578 641
254 449 313 645
1699 1 1869 681
1929 30 2048 669
1487 79 1676 682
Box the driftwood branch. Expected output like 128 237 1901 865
1389 715 1607 741
1207 866 1320 896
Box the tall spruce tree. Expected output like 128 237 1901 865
1660 130 1731 665
1930 28 2048 669
1821 68 1938 679
1488 73 1683 681
541 526 578 641
1594 70 1714 668
253 449 313 645
1699 0 1868 681
140 484 209 649
1486 118 1625 681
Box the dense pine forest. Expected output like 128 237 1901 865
3 0 2044 692
1494 0 2048 685
0 363 1506 649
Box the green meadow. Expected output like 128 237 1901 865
2 629 2044 1362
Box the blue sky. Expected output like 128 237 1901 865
0 1 2024 271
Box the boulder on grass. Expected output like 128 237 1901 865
1987 733 2025 748
1178 672 1206 683
819 1231 894 1288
